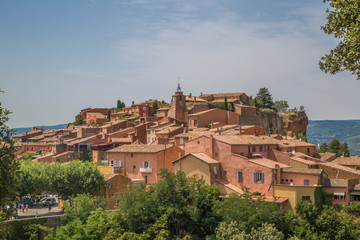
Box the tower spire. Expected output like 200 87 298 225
177 77 181 92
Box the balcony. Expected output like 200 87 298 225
140 167 152 173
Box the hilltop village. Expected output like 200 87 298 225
13 85 360 211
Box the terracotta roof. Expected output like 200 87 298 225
174 131 211 138
156 126 183 135
100 120 127 129
107 144 173 153
215 179 244 194
264 196 289 203
185 96 207 102
213 134 279 145
190 153 219 164
158 107 170 111
332 157 360 166
87 112 106 119
13 129 43 137
111 138 132 143
188 108 220 117
318 161 360 176
200 93 244 98
104 173 117 181
282 168 323 175
318 152 337 161
324 179 347 187
248 158 290 169
291 157 317 165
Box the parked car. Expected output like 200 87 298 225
43 198 56 206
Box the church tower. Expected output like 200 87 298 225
167 83 187 123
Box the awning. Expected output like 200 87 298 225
350 192 360 196
333 191 345 196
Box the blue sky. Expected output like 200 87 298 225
1 0 359 128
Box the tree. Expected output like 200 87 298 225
224 97 228 111
274 101 289 112
0 90 19 209
73 114 84 126
319 0 360 80
107 109 111 122
299 105 305 111
318 143 329 153
151 100 159 117
255 88 274 109
117 100 126 110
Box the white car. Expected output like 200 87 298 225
43 198 56 206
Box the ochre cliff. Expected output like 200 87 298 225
256 110 308 136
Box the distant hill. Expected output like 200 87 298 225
307 120 360 156
12 124 68 135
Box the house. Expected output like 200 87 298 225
13 127 44 143
80 108 109 119
110 111 125 122
238 125 264 135
107 145 184 185
156 107 170 117
86 112 107 125
188 108 240 129
123 102 152 117
331 157 360 170
199 92 253 106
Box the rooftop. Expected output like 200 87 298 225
248 158 290 169
282 168 323 175
107 144 173 153
290 157 318 165
332 157 360 166
324 179 347 188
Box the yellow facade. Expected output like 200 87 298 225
290 159 309 169
173 155 218 185
274 185 316 211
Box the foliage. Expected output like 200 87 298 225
319 0 360 80
0 90 19 209
4 216 48 240
255 87 274 109
117 100 126 110
215 188 283 233
299 105 305 111
152 100 159 117
343 203 360 217
107 109 111 122
0 211 7 239
318 138 350 157
73 114 84 126
18 160 104 200
20 152 38 161
314 186 333 211
224 97 228 111
82 148 93 162
274 100 289 112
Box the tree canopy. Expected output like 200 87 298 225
255 87 274 109
274 100 289 112
319 0 360 80
73 114 84 126
117 100 126 110
151 100 158 117
0 90 19 208
18 160 104 200
318 138 350 157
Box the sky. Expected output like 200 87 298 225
1 0 359 128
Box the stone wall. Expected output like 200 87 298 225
279 111 308 137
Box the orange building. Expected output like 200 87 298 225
123 102 152 117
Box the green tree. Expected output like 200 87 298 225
0 90 19 209
318 143 329 153
274 100 289 112
340 142 350 157
151 100 159 117
73 114 84 126
107 109 111 122
319 0 360 80
224 97 228 111
117 100 121 110
255 88 274 109
299 105 305 111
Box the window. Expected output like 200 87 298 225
189 120 193 126
179 138 184 144
131 153 133 158
194 119 198 126
304 180 310 186
238 171 243 182
259 146 263 152
254 130 256 134
110 160 117 167
224 171 227 176
119 160 124 167
286 179 288 182
252 146 256 152
143 161 151 168
197 141 200 144
302 196 311 202
214 166 217 174
254 172 264 182
145 176 148 185
264 145 267 152
143 107 146 110
215 153 219 158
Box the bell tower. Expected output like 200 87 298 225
167 83 187 123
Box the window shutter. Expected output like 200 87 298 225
261 173 264 182
254 173 257 182
238 172 242 182
148 161 151 168
142 161 145 168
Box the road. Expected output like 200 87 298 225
17 196 63 219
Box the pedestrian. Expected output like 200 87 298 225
35 212 39 218
48 205 52 213
25 204 28 212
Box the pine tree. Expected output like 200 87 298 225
224 97 228 111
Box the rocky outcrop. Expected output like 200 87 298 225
256 110 284 135
279 111 308 137
256 110 308 136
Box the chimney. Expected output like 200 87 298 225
132 101 135 106
239 125 242 135
194 97 196 103
189 93 192 97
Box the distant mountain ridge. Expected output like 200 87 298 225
307 120 360 156
12 124 68 135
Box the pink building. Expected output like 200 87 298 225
107 145 184 184
188 108 240 129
